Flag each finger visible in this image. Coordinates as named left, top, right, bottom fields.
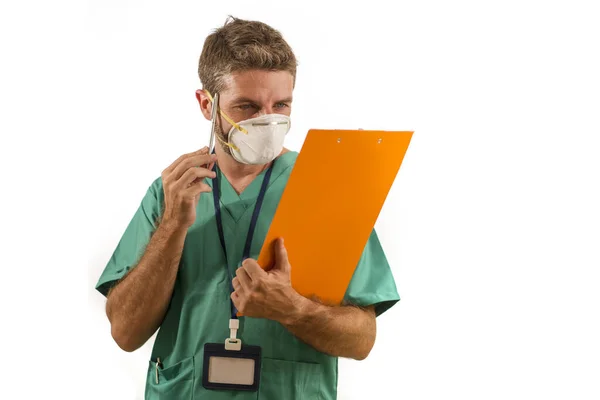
left=235, top=267, right=252, bottom=291
left=183, top=182, right=212, bottom=198
left=230, top=291, right=240, bottom=308
left=170, top=153, right=218, bottom=181
left=242, top=258, right=265, bottom=280
left=232, top=277, right=242, bottom=291
left=191, top=165, right=216, bottom=186
left=175, top=167, right=216, bottom=190
left=163, top=147, right=209, bottom=176
left=274, top=238, right=291, bottom=274
left=172, top=153, right=218, bottom=180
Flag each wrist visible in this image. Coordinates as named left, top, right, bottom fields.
left=159, top=218, right=189, bottom=237
left=278, top=289, right=314, bottom=327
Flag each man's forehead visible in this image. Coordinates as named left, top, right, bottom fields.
left=221, top=69, right=293, bottom=102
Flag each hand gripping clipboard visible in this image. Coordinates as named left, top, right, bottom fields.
left=257, top=129, right=413, bottom=306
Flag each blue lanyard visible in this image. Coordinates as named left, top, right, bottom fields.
left=211, top=160, right=276, bottom=319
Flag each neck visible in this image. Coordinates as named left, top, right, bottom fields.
left=214, top=145, right=272, bottom=181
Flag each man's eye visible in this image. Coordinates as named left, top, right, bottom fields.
left=275, top=103, right=289, bottom=109
left=237, top=104, right=256, bottom=111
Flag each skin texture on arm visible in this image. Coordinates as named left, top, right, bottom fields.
left=106, top=221, right=188, bottom=352
left=281, top=295, right=376, bottom=360
left=232, top=238, right=377, bottom=360
left=106, top=149, right=217, bottom=352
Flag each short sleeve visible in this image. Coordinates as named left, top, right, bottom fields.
left=343, top=229, right=400, bottom=317
left=94, top=178, right=163, bottom=297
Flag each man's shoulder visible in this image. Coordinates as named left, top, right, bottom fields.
left=149, top=176, right=164, bottom=191
left=140, top=176, right=163, bottom=200
left=136, top=176, right=164, bottom=207
left=277, top=150, right=299, bottom=172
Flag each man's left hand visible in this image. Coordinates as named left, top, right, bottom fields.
left=231, top=238, right=298, bottom=321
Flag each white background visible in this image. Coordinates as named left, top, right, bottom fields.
left=0, top=0, right=599, bottom=399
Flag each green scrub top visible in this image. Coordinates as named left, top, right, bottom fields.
left=95, top=151, right=400, bottom=400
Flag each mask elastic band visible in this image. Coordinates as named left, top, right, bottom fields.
left=215, top=132, right=240, bottom=152
left=204, top=90, right=249, bottom=135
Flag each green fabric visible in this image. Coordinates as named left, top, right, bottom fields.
left=343, top=229, right=400, bottom=316
left=95, top=151, right=400, bottom=399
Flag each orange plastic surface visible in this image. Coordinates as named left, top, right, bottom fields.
left=257, top=129, right=413, bottom=305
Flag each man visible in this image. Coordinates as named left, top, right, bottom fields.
left=95, top=16, right=400, bottom=399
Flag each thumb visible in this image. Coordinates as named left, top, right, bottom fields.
left=274, top=238, right=291, bottom=274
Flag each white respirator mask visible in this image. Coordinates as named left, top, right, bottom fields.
left=205, top=90, right=291, bottom=165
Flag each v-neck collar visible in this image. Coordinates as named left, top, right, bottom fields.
left=221, top=166, right=269, bottom=202
left=210, top=151, right=297, bottom=224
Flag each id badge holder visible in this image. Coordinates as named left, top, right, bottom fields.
left=202, top=319, right=262, bottom=391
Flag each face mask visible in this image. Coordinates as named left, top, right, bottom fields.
left=205, top=90, right=291, bottom=165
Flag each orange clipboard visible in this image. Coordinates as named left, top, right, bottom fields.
left=257, top=129, right=413, bottom=305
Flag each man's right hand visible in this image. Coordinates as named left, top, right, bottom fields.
left=160, top=147, right=218, bottom=229
left=107, top=148, right=216, bottom=351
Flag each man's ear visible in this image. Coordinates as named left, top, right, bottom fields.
left=195, top=89, right=213, bottom=121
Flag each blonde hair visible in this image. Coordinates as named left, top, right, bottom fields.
left=198, top=16, right=297, bottom=94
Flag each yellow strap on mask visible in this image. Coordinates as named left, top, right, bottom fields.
left=204, top=90, right=248, bottom=135
left=215, top=131, right=240, bottom=152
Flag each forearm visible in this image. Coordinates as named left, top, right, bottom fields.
left=279, top=291, right=376, bottom=360
left=106, top=221, right=187, bottom=352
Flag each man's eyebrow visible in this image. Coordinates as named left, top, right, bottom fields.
left=231, top=97, right=293, bottom=104
left=231, top=97, right=259, bottom=104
